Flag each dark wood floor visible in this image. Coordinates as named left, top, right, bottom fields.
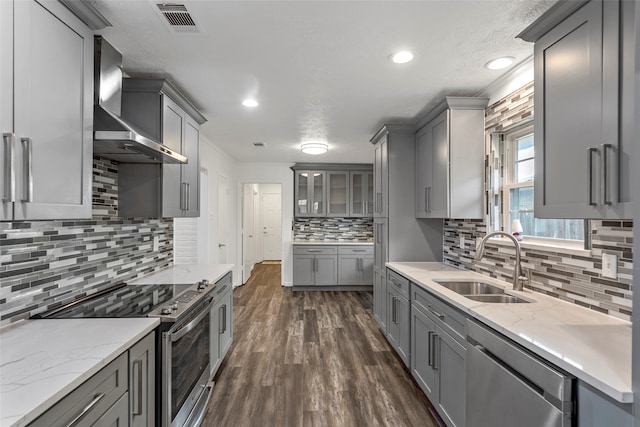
left=203, top=263, right=441, bottom=427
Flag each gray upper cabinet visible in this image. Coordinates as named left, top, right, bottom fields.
left=518, top=0, right=634, bottom=219
left=415, top=97, right=488, bottom=219
left=294, top=170, right=326, bottom=217
left=373, top=136, right=388, bottom=218
left=327, top=171, right=349, bottom=217
left=1, top=0, right=93, bottom=221
left=350, top=171, right=374, bottom=217
left=118, top=79, right=206, bottom=218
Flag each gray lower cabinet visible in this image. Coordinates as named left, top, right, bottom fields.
left=410, top=282, right=467, bottom=427
left=577, top=381, right=633, bottom=427
left=386, top=270, right=410, bottom=367
left=211, top=272, right=234, bottom=377
left=373, top=269, right=387, bottom=330
left=293, top=246, right=338, bottom=287
left=518, top=0, right=635, bottom=219
left=337, top=246, right=374, bottom=286
left=129, top=332, right=155, bottom=427
left=29, top=331, right=155, bottom=427
left=1, top=0, right=93, bottom=221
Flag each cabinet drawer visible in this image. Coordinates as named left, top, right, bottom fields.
left=293, top=245, right=337, bottom=255
left=338, top=245, right=374, bottom=255
left=30, top=352, right=128, bottom=427
left=411, top=284, right=467, bottom=343
left=387, top=269, right=410, bottom=299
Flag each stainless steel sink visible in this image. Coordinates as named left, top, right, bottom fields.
left=433, top=280, right=531, bottom=303
left=465, top=294, right=530, bottom=304
left=435, top=281, right=505, bottom=295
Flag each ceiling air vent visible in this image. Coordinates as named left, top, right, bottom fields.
left=155, top=3, right=202, bottom=34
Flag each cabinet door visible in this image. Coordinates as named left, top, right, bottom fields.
left=315, top=255, right=337, bottom=286
left=309, top=171, right=326, bottom=216
left=374, top=218, right=387, bottom=272
left=360, top=256, right=374, bottom=285
left=350, top=171, right=365, bottom=216
left=374, top=137, right=388, bottom=217
left=210, top=301, right=221, bottom=377
left=415, top=125, right=432, bottom=218
left=338, top=255, right=360, bottom=285
left=411, top=305, right=437, bottom=400
left=327, top=171, right=349, bottom=216
left=162, top=96, right=185, bottom=218
left=12, top=0, right=93, bottom=220
left=436, top=326, right=466, bottom=427
left=294, top=171, right=310, bottom=216
left=129, top=332, right=156, bottom=427
left=534, top=0, right=617, bottom=218
left=0, top=1, right=13, bottom=221
left=365, top=171, right=374, bottom=217
left=218, top=289, right=233, bottom=359
left=182, top=116, right=200, bottom=217
left=396, top=294, right=410, bottom=367
left=429, top=110, right=449, bottom=218
left=293, top=255, right=315, bottom=286
left=373, top=270, right=386, bottom=330
left=386, top=288, right=399, bottom=346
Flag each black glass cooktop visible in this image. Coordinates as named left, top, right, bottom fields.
left=35, top=283, right=190, bottom=318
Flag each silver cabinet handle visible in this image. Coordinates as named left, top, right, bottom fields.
left=20, top=137, right=32, bottom=202
left=219, top=305, right=225, bottom=334
left=432, top=333, right=439, bottom=370
left=185, top=182, right=190, bottom=211
left=427, top=331, right=434, bottom=367
left=424, top=187, right=429, bottom=213
left=66, top=393, right=106, bottom=427
left=222, top=304, right=227, bottom=334
left=307, top=249, right=322, bottom=253
left=588, top=148, right=597, bottom=206
left=426, top=187, right=432, bottom=213
left=132, top=359, right=143, bottom=415
left=426, top=305, right=445, bottom=320
left=352, top=249, right=367, bottom=253
left=218, top=243, right=226, bottom=248
left=602, top=144, right=613, bottom=205
left=2, top=133, right=15, bottom=202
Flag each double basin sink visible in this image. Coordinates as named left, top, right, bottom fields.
left=434, top=280, right=530, bottom=304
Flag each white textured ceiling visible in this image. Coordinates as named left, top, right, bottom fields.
left=94, top=0, right=556, bottom=164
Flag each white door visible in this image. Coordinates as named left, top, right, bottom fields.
left=217, top=174, right=229, bottom=263
left=262, top=192, right=282, bottom=260
left=242, top=185, right=256, bottom=283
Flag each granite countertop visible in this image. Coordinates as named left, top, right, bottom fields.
left=386, top=262, right=632, bottom=403
left=0, top=318, right=160, bottom=427
left=128, top=263, right=234, bottom=285
left=293, top=241, right=373, bottom=246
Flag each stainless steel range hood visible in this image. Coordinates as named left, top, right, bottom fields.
left=93, top=36, right=187, bottom=164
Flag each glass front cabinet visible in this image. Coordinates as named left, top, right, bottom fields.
left=295, top=170, right=327, bottom=217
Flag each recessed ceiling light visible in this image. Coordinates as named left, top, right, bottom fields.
left=485, top=56, right=515, bottom=70
left=242, top=99, right=259, bottom=107
left=300, top=142, right=328, bottom=155
left=389, top=51, right=414, bottom=64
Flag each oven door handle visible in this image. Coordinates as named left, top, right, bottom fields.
left=169, top=297, right=214, bottom=342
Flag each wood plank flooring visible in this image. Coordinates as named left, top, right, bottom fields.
left=203, top=263, right=441, bottom=427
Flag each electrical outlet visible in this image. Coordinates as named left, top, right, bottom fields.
left=602, top=252, right=617, bottom=279
left=153, top=236, right=160, bottom=252
left=460, top=236, right=465, bottom=248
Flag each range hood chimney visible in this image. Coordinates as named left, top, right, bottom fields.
left=93, top=36, right=187, bottom=164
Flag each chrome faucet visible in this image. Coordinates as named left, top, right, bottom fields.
left=475, top=231, right=526, bottom=291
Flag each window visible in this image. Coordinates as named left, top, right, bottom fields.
left=488, top=124, right=586, bottom=247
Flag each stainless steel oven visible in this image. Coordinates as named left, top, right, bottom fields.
left=162, top=293, right=215, bottom=427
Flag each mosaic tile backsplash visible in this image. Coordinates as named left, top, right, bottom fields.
left=443, top=82, right=633, bottom=321
left=293, top=218, right=373, bottom=241
left=0, top=158, right=173, bottom=326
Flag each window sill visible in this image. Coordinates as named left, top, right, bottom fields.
left=486, top=236, right=591, bottom=257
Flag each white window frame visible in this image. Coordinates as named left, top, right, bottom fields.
left=501, top=125, right=588, bottom=251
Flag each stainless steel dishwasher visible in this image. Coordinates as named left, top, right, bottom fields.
left=466, top=320, right=575, bottom=427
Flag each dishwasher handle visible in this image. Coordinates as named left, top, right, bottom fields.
left=466, top=320, right=573, bottom=405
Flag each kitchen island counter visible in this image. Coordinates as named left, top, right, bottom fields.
left=386, top=262, right=632, bottom=404
left=0, top=317, right=159, bottom=427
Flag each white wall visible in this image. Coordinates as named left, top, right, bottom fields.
left=480, top=56, right=534, bottom=105
left=237, top=163, right=294, bottom=286
left=199, top=136, right=241, bottom=286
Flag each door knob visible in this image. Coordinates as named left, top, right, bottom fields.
left=219, top=243, right=226, bottom=248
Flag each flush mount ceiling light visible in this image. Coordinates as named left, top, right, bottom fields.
left=389, top=51, right=414, bottom=64
left=485, top=56, right=515, bottom=70
left=242, top=99, right=259, bottom=107
left=300, top=142, right=328, bottom=155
